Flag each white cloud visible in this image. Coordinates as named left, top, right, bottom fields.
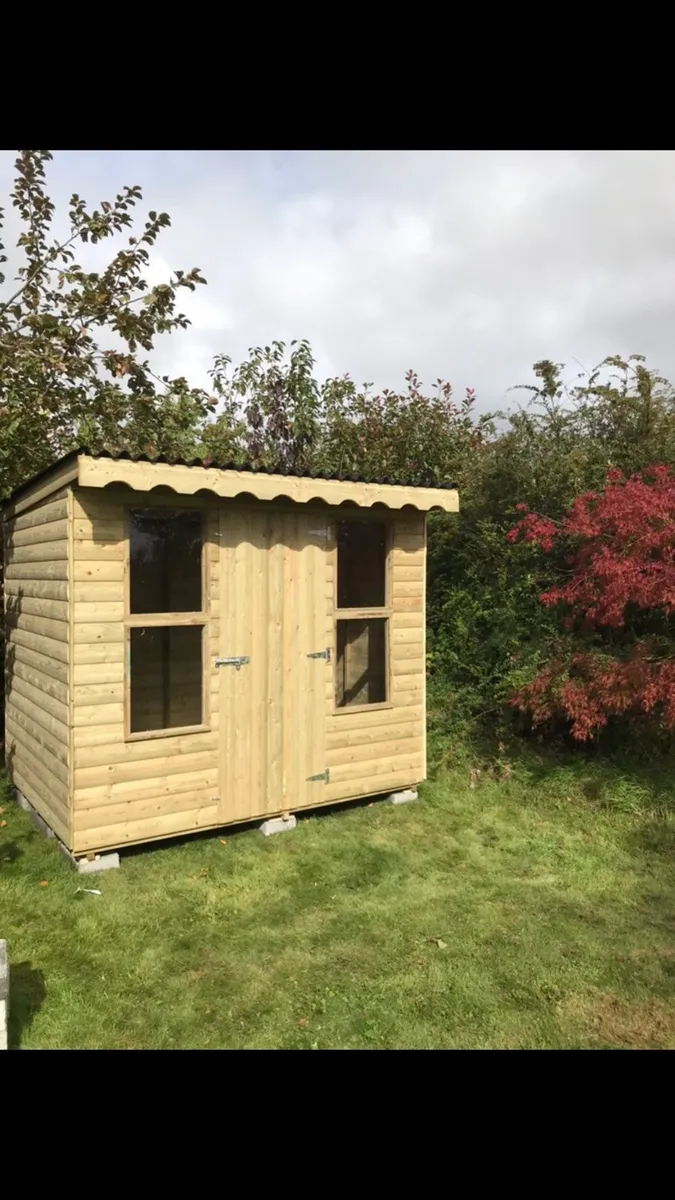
left=3, top=149, right=675, bottom=411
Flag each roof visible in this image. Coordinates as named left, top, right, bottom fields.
left=4, top=447, right=460, bottom=515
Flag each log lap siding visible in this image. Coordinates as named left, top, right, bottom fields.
left=3, top=460, right=439, bottom=856
left=3, top=488, right=71, bottom=845
left=70, top=489, right=220, bottom=854
left=323, top=513, right=426, bottom=802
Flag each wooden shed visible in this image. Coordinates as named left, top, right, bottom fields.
left=2, top=449, right=458, bottom=861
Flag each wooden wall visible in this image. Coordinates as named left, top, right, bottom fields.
left=324, top=512, right=426, bottom=804
left=3, top=488, right=72, bottom=845
left=4, top=483, right=427, bottom=856
left=70, top=488, right=220, bottom=855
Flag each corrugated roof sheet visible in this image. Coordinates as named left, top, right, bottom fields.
left=4, top=446, right=459, bottom=511
left=82, top=447, right=458, bottom=490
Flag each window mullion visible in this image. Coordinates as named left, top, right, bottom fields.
left=126, top=612, right=207, bottom=628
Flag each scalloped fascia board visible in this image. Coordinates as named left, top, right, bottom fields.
left=75, top=454, right=459, bottom=513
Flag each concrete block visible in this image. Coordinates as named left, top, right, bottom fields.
left=15, top=786, right=120, bottom=873
left=56, top=841, right=77, bottom=869
left=386, top=787, right=418, bottom=805
left=0, top=940, right=8, bottom=1051
left=56, top=841, right=120, bottom=873
left=259, top=815, right=297, bottom=837
left=76, top=853, right=120, bottom=875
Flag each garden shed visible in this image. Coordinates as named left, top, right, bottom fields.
left=2, top=450, right=459, bottom=861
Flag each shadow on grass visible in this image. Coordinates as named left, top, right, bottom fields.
left=630, top=820, right=675, bottom=857
left=7, top=961, right=46, bottom=1050
left=465, top=726, right=675, bottom=820
left=427, top=679, right=675, bottom=818
left=118, top=791, right=391, bottom=864
left=0, top=840, right=22, bottom=864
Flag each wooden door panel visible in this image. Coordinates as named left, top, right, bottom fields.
left=219, top=509, right=327, bottom=824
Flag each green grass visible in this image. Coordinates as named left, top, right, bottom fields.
left=1, top=738, right=675, bottom=1049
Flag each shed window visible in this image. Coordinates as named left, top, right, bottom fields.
left=125, top=506, right=208, bottom=739
left=336, top=618, right=387, bottom=707
left=334, top=518, right=391, bottom=709
left=337, top=520, right=387, bottom=608
left=129, top=626, right=203, bottom=734
left=129, top=509, right=203, bottom=613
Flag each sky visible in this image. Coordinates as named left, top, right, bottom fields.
left=2, top=149, right=675, bottom=413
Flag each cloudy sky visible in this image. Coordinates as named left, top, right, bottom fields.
left=2, top=149, right=675, bottom=412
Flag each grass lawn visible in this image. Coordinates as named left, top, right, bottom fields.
left=1, top=735, right=675, bottom=1049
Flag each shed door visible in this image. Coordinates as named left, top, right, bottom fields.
left=218, top=507, right=328, bottom=825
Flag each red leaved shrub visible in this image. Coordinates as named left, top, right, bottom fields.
left=507, top=465, right=675, bottom=740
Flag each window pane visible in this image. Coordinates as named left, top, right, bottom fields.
left=130, top=625, right=203, bottom=734
left=336, top=618, right=387, bottom=708
left=337, top=520, right=387, bottom=609
left=129, top=509, right=203, bottom=614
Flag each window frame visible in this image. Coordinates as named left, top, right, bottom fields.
left=332, top=515, right=394, bottom=714
left=123, top=504, right=210, bottom=742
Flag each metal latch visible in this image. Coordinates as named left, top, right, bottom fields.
left=214, top=656, right=250, bottom=670
left=307, top=648, right=331, bottom=662
left=307, top=769, right=330, bottom=783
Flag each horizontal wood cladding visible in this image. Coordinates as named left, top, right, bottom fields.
left=326, top=736, right=423, bottom=769
left=8, top=640, right=68, bottom=685
left=328, top=751, right=424, bottom=786
left=9, top=671, right=69, bottom=725
left=6, top=715, right=69, bottom=784
left=324, top=768, right=421, bottom=804
left=2, top=480, right=433, bottom=854
left=8, top=597, right=68, bottom=623
left=71, top=488, right=220, bottom=850
left=10, top=519, right=68, bottom=546
left=8, top=612, right=68, bottom=642
left=4, top=578, right=68, bottom=602
left=323, top=512, right=427, bottom=802
left=3, top=490, right=71, bottom=844
left=12, top=653, right=68, bottom=703
left=75, top=787, right=219, bottom=833
left=4, top=466, right=77, bottom=519
left=72, top=804, right=220, bottom=854
left=9, top=496, right=72, bottom=530
left=73, top=729, right=219, bottom=770
left=5, top=561, right=69, bottom=581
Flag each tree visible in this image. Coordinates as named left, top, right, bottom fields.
left=507, top=465, right=675, bottom=740
left=0, top=150, right=211, bottom=498
left=424, top=353, right=675, bottom=741
left=200, top=339, right=321, bottom=471
left=317, top=370, right=486, bottom=488
left=201, top=341, right=488, bottom=486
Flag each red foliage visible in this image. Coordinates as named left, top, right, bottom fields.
left=507, top=466, right=675, bottom=739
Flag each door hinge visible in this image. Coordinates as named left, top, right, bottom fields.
left=214, top=656, right=250, bottom=670
left=307, top=647, right=331, bottom=662
left=306, top=768, right=330, bottom=783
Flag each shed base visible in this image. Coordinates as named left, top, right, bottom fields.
left=259, top=815, right=297, bottom=837
left=57, top=842, right=121, bottom=874
left=14, top=788, right=120, bottom=874
left=14, top=789, right=56, bottom=839
left=386, top=787, right=418, bottom=805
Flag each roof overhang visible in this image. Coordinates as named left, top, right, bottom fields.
left=4, top=451, right=460, bottom=518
